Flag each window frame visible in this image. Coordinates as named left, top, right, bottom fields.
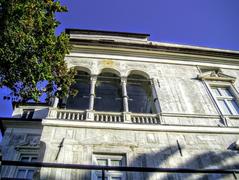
left=94, top=73, right=123, bottom=112
left=92, top=154, right=126, bottom=180
left=208, top=81, right=239, bottom=116
left=127, top=75, right=156, bottom=114
left=14, top=153, right=38, bottom=180
left=66, top=72, right=91, bottom=110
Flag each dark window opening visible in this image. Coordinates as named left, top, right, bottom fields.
left=66, top=71, right=90, bottom=110
left=22, top=109, right=34, bottom=119
left=127, top=74, right=155, bottom=113
left=94, top=73, right=122, bottom=112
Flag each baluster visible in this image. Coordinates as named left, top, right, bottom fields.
left=63, top=112, right=66, bottom=119
left=149, top=117, right=153, bottom=124
left=80, top=114, right=84, bottom=120
left=113, top=115, right=116, bottom=122
left=141, top=117, right=145, bottom=124
left=153, top=117, right=156, bottom=124
left=136, top=117, right=140, bottom=123
left=119, top=116, right=123, bottom=122
left=67, top=112, right=71, bottom=120
left=109, top=115, right=112, bottom=122
left=95, top=114, right=99, bottom=121
left=76, top=113, right=79, bottom=120
left=156, top=117, right=160, bottom=124
left=105, top=115, right=108, bottom=122
left=100, top=115, right=103, bottom=122
left=145, top=117, right=148, bottom=124
left=136, top=117, right=139, bottom=123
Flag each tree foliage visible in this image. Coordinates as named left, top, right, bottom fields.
left=0, top=0, right=76, bottom=102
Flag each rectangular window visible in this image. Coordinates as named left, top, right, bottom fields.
left=15, top=154, right=38, bottom=179
left=22, top=109, right=34, bottom=119
left=92, top=154, right=126, bottom=180
left=211, top=86, right=239, bottom=115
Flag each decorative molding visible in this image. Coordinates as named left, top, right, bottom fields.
left=42, top=119, right=239, bottom=134
left=197, top=71, right=236, bottom=83
left=68, top=45, right=239, bottom=68
left=14, top=134, right=40, bottom=151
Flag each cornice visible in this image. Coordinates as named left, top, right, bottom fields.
left=68, top=43, right=239, bottom=68
left=69, top=39, right=239, bottom=62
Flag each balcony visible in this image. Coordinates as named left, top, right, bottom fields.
left=47, top=108, right=161, bottom=124
left=9, top=104, right=239, bottom=128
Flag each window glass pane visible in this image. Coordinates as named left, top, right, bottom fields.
left=112, top=177, right=121, bottom=180
left=31, top=157, right=38, bottom=162
left=218, top=100, right=231, bottom=115
left=26, top=170, right=34, bottom=179
left=219, top=88, right=233, bottom=97
left=227, top=100, right=239, bottom=115
left=94, top=154, right=125, bottom=180
left=97, top=176, right=107, bottom=180
left=97, top=159, right=108, bottom=166
left=66, top=72, right=90, bottom=110
left=94, top=73, right=122, bottom=112
left=211, top=88, right=220, bottom=96
left=21, top=157, right=30, bottom=162
left=127, top=75, right=154, bottom=113
left=16, top=169, right=26, bottom=178
left=111, top=160, right=121, bottom=166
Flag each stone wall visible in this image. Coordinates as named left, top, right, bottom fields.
left=39, top=126, right=239, bottom=179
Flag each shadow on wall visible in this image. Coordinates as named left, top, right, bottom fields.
left=127, top=146, right=239, bottom=180
left=41, top=145, right=239, bottom=180
left=33, top=141, right=46, bottom=179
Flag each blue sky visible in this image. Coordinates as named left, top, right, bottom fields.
left=56, top=0, right=239, bottom=50
left=1, top=0, right=239, bottom=138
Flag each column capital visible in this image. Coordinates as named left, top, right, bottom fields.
left=90, top=74, right=97, bottom=81
left=121, top=76, right=127, bottom=83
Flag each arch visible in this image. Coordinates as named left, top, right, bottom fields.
left=99, top=68, right=121, bottom=77
left=66, top=69, right=91, bottom=110
left=71, top=66, right=91, bottom=75
left=127, top=72, right=156, bottom=113
left=94, top=70, right=122, bottom=112
left=126, top=70, right=150, bottom=79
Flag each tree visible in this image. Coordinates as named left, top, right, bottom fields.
left=0, top=0, right=76, bottom=103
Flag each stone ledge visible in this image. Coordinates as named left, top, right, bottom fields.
left=42, top=119, right=239, bottom=134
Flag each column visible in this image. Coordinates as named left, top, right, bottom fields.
left=121, top=77, right=129, bottom=112
left=89, top=75, right=97, bottom=110
left=121, top=77, right=131, bottom=122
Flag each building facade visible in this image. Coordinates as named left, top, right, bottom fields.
left=1, top=29, right=239, bottom=179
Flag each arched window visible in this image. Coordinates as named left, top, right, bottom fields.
left=94, top=72, right=122, bottom=112
left=66, top=71, right=90, bottom=110
left=127, top=74, right=155, bottom=113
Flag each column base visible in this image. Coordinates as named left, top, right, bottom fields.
left=123, top=112, right=131, bottom=123
left=86, top=110, right=95, bottom=121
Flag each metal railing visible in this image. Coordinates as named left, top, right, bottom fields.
left=1, top=160, right=238, bottom=180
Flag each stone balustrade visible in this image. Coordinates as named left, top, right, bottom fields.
left=131, top=113, right=160, bottom=124
left=94, top=111, right=123, bottom=123
left=14, top=106, right=239, bottom=127
left=56, top=109, right=85, bottom=121
left=48, top=108, right=160, bottom=124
